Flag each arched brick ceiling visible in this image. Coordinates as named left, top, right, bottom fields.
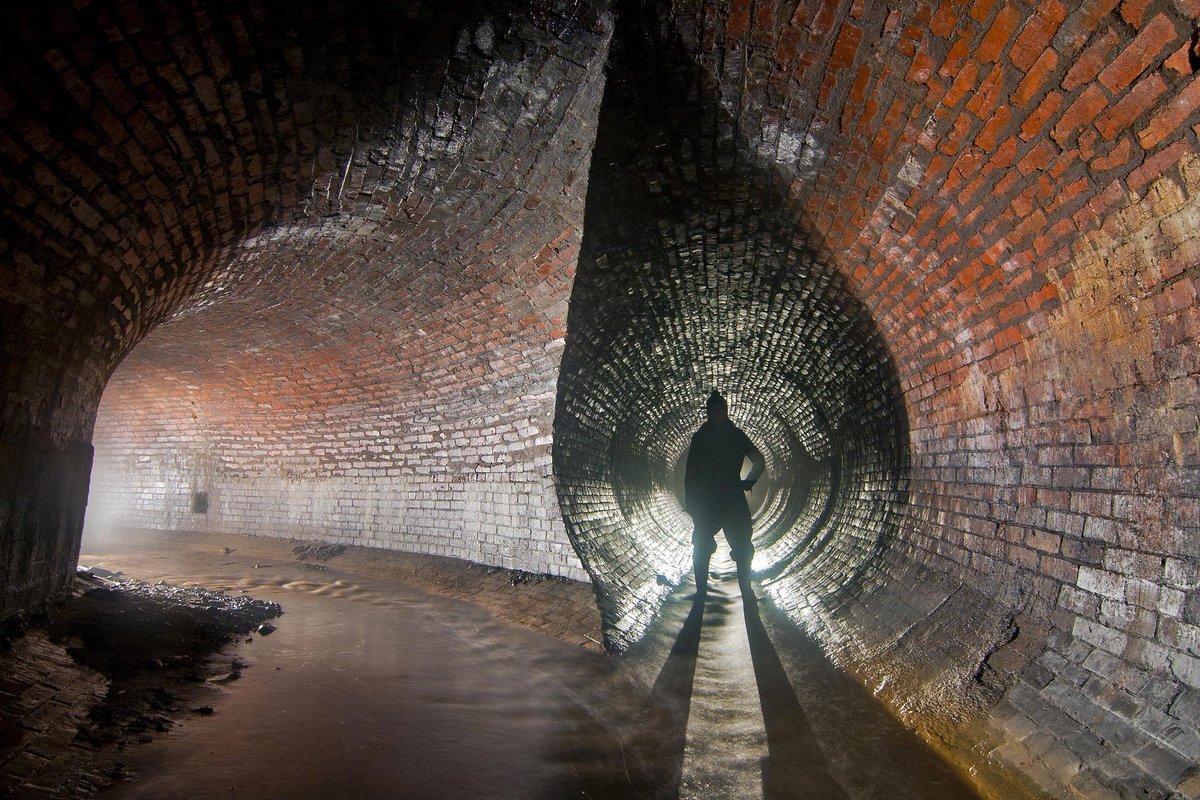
left=1, top=0, right=613, bottom=610
left=2, top=0, right=609, bottom=444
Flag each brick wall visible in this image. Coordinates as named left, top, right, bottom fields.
left=88, top=348, right=588, bottom=578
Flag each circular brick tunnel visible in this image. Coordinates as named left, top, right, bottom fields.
left=554, top=6, right=910, bottom=648
left=2, top=1, right=1200, bottom=797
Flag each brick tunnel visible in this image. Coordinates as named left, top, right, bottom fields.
left=2, top=0, right=1199, bottom=797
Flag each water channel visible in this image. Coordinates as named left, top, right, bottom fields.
left=80, top=531, right=982, bottom=799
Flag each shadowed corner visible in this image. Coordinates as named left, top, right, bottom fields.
left=742, top=595, right=849, bottom=800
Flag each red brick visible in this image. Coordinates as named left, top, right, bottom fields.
left=1090, top=136, right=1138, bottom=172
left=993, top=324, right=1023, bottom=351
left=970, top=0, right=999, bottom=23
left=1018, top=139, right=1058, bottom=174
left=1058, top=176, right=1090, bottom=206
left=977, top=104, right=1013, bottom=151
left=1098, top=14, right=1181, bottom=94
left=725, top=3, right=751, bottom=40
left=1012, top=183, right=1040, bottom=216
left=829, top=21, right=863, bottom=71
left=1010, top=1, right=1068, bottom=71
left=1137, top=74, right=1200, bottom=150
left=1096, top=72, right=1168, bottom=140
left=809, top=1, right=839, bottom=36
left=978, top=3, right=1022, bottom=63
left=1022, top=91, right=1063, bottom=140
left=1078, top=128, right=1100, bottom=160
left=1063, top=29, right=1119, bottom=92
left=1014, top=49, right=1060, bottom=109
left=930, top=3, right=958, bottom=37
left=1165, top=42, right=1192, bottom=76
left=1052, top=84, right=1108, bottom=144
left=1126, top=137, right=1191, bottom=190
left=940, top=36, right=972, bottom=78
left=1056, top=0, right=1121, bottom=50
left=967, top=65, right=1005, bottom=119
left=944, top=60, right=980, bottom=108
left=907, top=46, right=935, bottom=85
left=940, top=112, right=976, bottom=154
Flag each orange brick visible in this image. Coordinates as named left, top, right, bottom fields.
left=1090, top=136, right=1137, bottom=172
left=1010, top=1, right=1068, bottom=71
left=1098, top=14, right=1180, bottom=93
left=1137, top=74, right=1200, bottom=150
left=978, top=3, right=1021, bottom=63
left=1119, top=0, right=1151, bottom=26
left=1052, top=84, right=1108, bottom=144
left=1096, top=72, right=1168, bottom=139
left=944, top=60, right=980, bottom=108
left=977, top=105, right=1013, bottom=151
left=829, top=21, right=863, bottom=70
left=1022, top=91, right=1063, bottom=140
left=1014, top=49, right=1059, bottom=109
left=1063, top=29, right=1119, bottom=92
left=1127, top=137, right=1191, bottom=190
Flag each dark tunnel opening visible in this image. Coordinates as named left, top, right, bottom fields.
left=553, top=1, right=909, bottom=651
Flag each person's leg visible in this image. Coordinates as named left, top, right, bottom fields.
left=691, top=522, right=718, bottom=595
left=724, top=511, right=755, bottom=597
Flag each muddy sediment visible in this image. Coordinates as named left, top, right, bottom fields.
left=0, top=573, right=281, bottom=799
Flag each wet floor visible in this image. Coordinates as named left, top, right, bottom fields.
left=79, top=533, right=982, bottom=800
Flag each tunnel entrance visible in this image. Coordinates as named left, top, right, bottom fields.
left=553, top=2, right=909, bottom=651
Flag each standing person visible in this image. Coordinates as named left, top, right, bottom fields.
left=683, top=391, right=766, bottom=597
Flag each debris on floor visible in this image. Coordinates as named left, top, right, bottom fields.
left=0, top=572, right=282, bottom=799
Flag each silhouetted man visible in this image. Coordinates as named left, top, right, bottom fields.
left=683, top=391, right=765, bottom=597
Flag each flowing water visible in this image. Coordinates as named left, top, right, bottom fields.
left=79, top=533, right=982, bottom=800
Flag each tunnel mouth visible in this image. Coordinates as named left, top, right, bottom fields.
left=552, top=3, right=910, bottom=651
left=553, top=236, right=910, bottom=651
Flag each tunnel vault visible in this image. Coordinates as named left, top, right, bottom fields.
left=553, top=2, right=909, bottom=651
left=4, top=1, right=1200, bottom=798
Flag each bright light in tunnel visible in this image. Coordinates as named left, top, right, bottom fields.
left=549, top=247, right=902, bottom=652
left=551, top=7, right=909, bottom=652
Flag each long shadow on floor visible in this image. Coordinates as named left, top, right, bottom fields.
left=639, top=595, right=706, bottom=798
left=742, top=595, right=849, bottom=799
left=554, top=581, right=984, bottom=799
left=749, top=597, right=985, bottom=800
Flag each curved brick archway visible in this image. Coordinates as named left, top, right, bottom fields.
left=2, top=1, right=1200, bottom=797
left=83, top=1, right=613, bottom=581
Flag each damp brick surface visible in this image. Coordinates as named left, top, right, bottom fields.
left=2, top=1, right=1200, bottom=798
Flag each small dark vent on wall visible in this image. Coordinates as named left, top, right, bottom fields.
left=191, top=492, right=209, bottom=514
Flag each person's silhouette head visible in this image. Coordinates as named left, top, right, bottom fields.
left=706, top=390, right=728, bottom=420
